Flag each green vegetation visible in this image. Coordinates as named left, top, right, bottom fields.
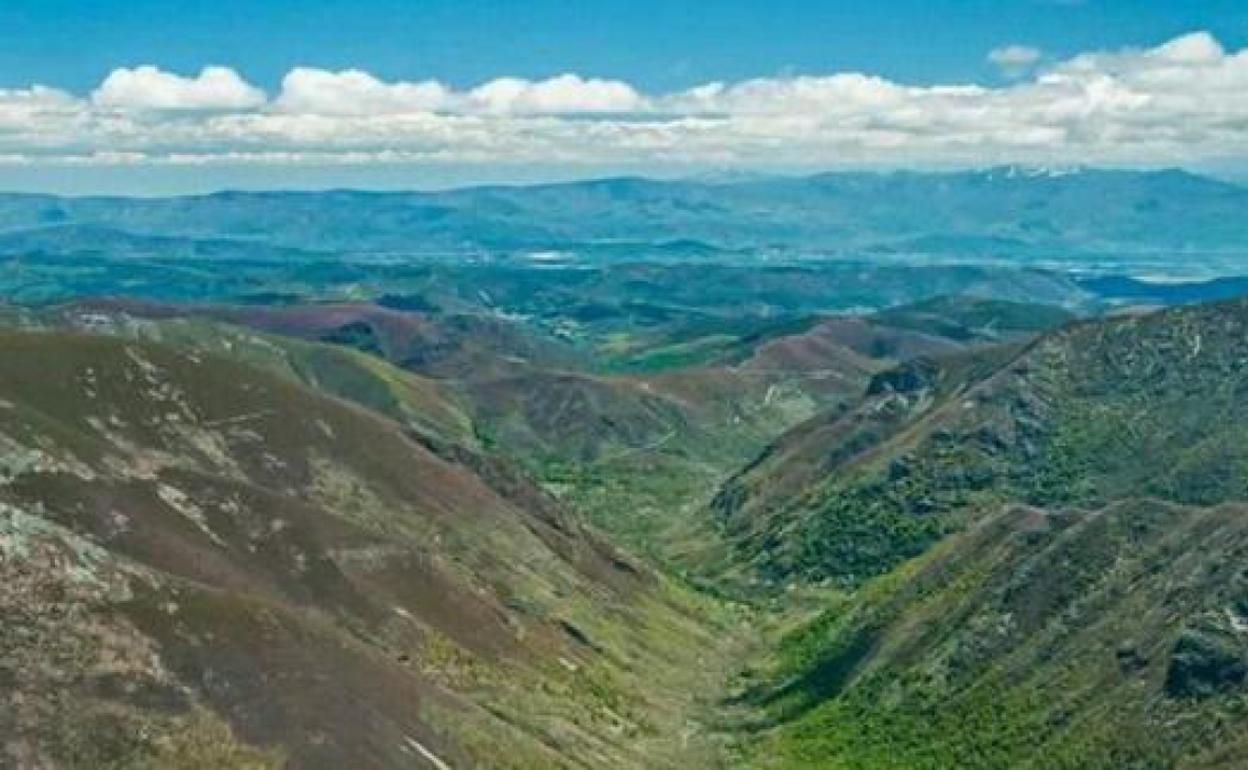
left=6, top=190, right=1248, bottom=770
left=725, top=299, right=1248, bottom=768
left=747, top=500, right=1248, bottom=769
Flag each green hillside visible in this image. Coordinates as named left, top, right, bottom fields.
left=720, top=298, right=1248, bottom=767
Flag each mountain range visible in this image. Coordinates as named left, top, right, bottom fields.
left=1, top=168, right=1247, bottom=268
left=5, top=171, right=1248, bottom=768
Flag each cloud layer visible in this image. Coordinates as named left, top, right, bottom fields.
left=3, top=32, right=1248, bottom=169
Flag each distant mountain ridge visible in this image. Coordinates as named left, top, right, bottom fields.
left=1, top=168, right=1246, bottom=264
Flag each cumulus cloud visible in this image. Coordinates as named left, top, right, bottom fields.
left=467, top=74, right=644, bottom=114
left=274, top=68, right=451, bottom=115
left=92, top=65, right=266, bottom=111
left=8, top=32, right=1248, bottom=169
left=272, top=70, right=642, bottom=116
left=989, top=44, right=1043, bottom=75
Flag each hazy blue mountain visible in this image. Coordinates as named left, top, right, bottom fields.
left=1, top=168, right=1246, bottom=265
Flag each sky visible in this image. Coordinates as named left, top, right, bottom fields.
left=2, top=0, right=1248, bottom=193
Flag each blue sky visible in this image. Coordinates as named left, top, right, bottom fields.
left=2, top=1, right=1248, bottom=193
left=4, top=0, right=1246, bottom=92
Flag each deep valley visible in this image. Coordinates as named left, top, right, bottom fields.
left=5, top=170, right=1248, bottom=769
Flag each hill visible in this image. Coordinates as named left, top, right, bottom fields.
left=716, top=298, right=1248, bottom=584
left=0, top=329, right=746, bottom=769
left=716, top=297, right=1248, bottom=767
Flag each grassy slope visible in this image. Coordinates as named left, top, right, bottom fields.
left=727, top=298, right=1248, bottom=767
left=0, top=329, right=752, bottom=769
left=66, top=311, right=479, bottom=447
left=755, top=499, right=1248, bottom=769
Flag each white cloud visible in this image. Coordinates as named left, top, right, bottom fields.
left=275, top=68, right=451, bottom=115
left=8, top=32, right=1248, bottom=169
left=271, top=70, right=642, bottom=117
left=468, top=74, right=644, bottom=114
left=0, top=86, right=81, bottom=130
left=664, top=73, right=911, bottom=116
left=989, top=45, right=1043, bottom=75
left=92, top=65, right=266, bottom=111
left=1153, top=31, right=1224, bottom=64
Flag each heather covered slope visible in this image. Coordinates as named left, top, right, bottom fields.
left=720, top=298, right=1248, bottom=767
left=59, top=308, right=481, bottom=450
left=51, top=296, right=1068, bottom=573
left=0, top=330, right=744, bottom=769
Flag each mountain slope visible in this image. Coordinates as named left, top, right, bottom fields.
left=716, top=298, right=1248, bottom=584
left=0, top=329, right=741, bottom=769
left=720, top=297, right=1248, bottom=767
left=754, top=498, right=1248, bottom=769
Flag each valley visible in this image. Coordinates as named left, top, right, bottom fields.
left=5, top=171, right=1248, bottom=768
